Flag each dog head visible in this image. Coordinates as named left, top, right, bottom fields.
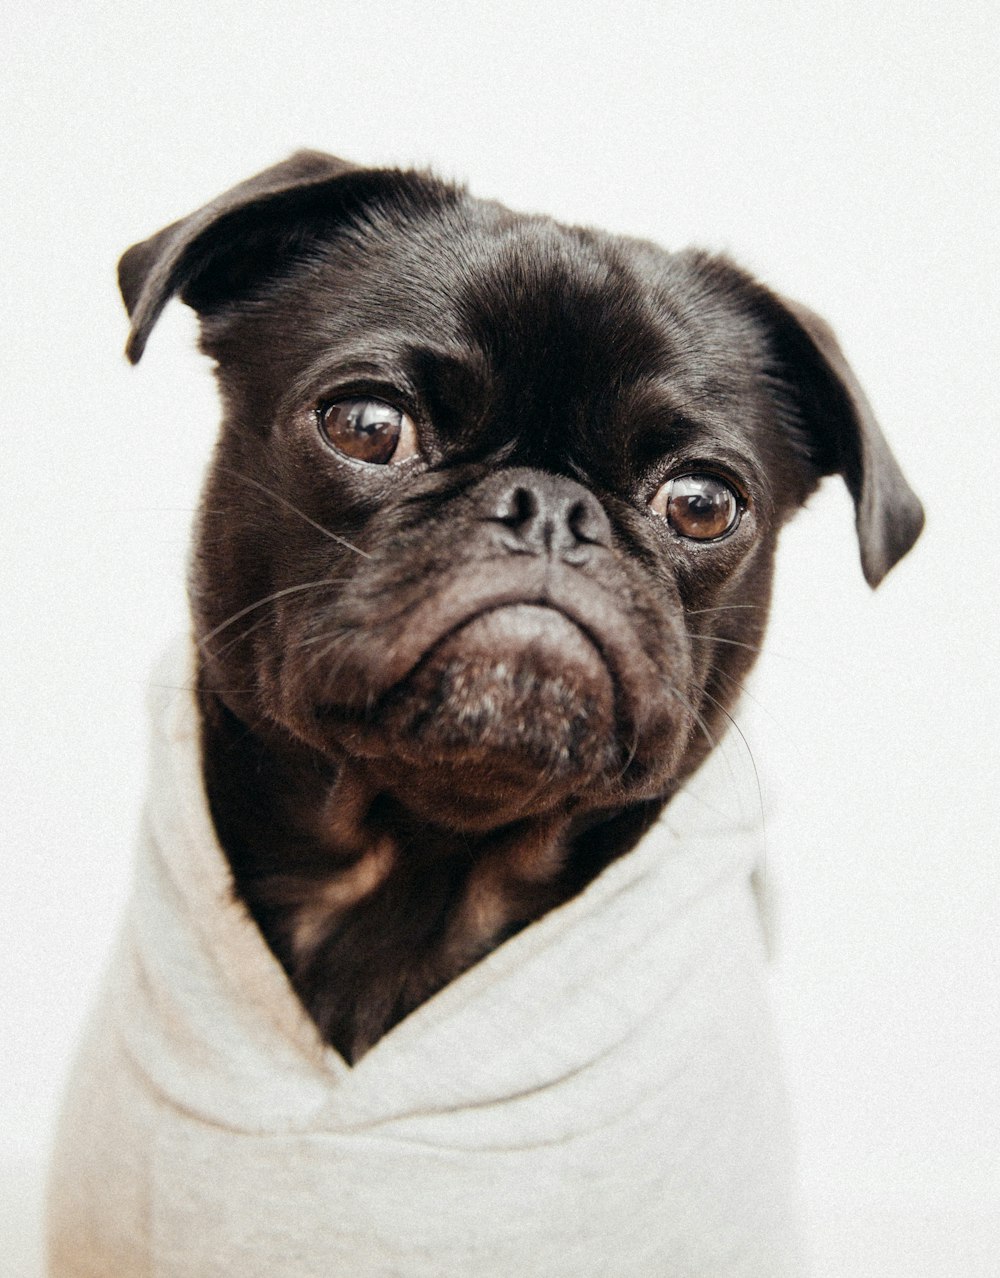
left=120, top=151, right=923, bottom=835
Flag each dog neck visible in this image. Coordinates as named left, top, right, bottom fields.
left=197, top=678, right=665, bottom=1064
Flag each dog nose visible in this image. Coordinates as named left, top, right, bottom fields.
left=487, top=470, right=612, bottom=562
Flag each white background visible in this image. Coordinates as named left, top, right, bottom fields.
left=3, top=3, right=998, bottom=1273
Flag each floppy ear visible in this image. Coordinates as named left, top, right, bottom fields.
left=765, top=293, right=924, bottom=587
left=118, top=150, right=361, bottom=364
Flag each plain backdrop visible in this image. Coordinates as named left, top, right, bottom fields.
left=3, top=3, right=998, bottom=1274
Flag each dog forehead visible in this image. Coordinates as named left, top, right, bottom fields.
left=205, top=192, right=776, bottom=473
left=455, top=223, right=668, bottom=384
left=301, top=197, right=741, bottom=363
left=443, top=213, right=775, bottom=457
left=322, top=203, right=763, bottom=414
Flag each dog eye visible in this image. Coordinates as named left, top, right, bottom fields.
left=649, top=473, right=741, bottom=540
left=318, top=398, right=419, bottom=465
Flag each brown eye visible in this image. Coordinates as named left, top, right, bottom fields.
left=318, top=398, right=419, bottom=465
left=650, top=473, right=742, bottom=540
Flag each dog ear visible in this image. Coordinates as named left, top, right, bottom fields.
left=118, top=150, right=362, bottom=364
left=764, top=292, right=924, bottom=587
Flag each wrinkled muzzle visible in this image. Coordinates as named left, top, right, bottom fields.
left=278, top=469, right=694, bottom=828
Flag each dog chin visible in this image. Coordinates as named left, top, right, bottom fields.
left=313, top=604, right=629, bottom=828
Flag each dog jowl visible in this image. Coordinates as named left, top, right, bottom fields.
left=120, top=151, right=923, bottom=1062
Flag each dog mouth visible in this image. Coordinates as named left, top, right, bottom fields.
left=323, top=564, right=665, bottom=714
left=299, top=561, right=685, bottom=823
left=310, top=599, right=620, bottom=824
left=377, top=601, right=616, bottom=753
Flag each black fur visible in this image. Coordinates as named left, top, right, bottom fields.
left=120, top=152, right=923, bottom=1061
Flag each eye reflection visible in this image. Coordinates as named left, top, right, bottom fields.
left=650, top=473, right=741, bottom=540
left=318, top=398, right=418, bottom=465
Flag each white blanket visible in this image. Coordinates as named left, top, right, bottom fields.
left=46, top=644, right=802, bottom=1276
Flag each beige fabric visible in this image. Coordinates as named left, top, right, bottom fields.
left=46, top=643, right=802, bottom=1276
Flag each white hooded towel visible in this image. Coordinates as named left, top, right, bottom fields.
left=46, top=645, right=802, bottom=1276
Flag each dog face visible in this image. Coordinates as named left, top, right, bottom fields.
left=120, top=152, right=922, bottom=840
left=121, top=155, right=924, bottom=1058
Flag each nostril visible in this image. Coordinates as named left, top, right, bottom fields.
left=485, top=472, right=612, bottom=559
left=494, top=485, right=537, bottom=530
left=567, top=499, right=605, bottom=546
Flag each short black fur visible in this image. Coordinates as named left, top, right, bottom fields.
left=120, top=152, right=923, bottom=1062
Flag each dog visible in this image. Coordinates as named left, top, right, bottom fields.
left=46, top=151, right=922, bottom=1277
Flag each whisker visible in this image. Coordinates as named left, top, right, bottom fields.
left=293, top=625, right=364, bottom=694
left=663, top=682, right=719, bottom=755
left=199, top=578, right=348, bottom=648
left=709, top=665, right=784, bottom=731
left=216, top=466, right=372, bottom=559
left=687, top=630, right=807, bottom=671
left=685, top=631, right=766, bottom=657
left=211, top=613, right=273, bottom=660
left=302, top=625, right=353, bottom=669
left=296, top=627, right=355, bottom=653
left=611, top=720, right=642, bottom=785
left=697, top=685, right=768, bottom=893
left=686, top=604, right=769, bottom=617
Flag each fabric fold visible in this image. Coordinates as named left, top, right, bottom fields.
left=46, top=640, right=802, bottom=1277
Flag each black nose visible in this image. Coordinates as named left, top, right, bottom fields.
left=485, top=470, right=612, bottom=563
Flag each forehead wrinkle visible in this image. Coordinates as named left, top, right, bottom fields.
left=451, top=225, right=675, bottom=456
left=620, top=366, right=776, bottom=500
left=268, top=204, right=482, bottom=361
left=460, top=227, right=660, bottom=354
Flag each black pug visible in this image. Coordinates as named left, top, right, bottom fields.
left=119, top=150, right=923, bottom=1065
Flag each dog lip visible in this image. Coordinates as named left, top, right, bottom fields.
left=317, top=559, right=668, bottom=734
left=395, top=600, right=607, bottom=690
